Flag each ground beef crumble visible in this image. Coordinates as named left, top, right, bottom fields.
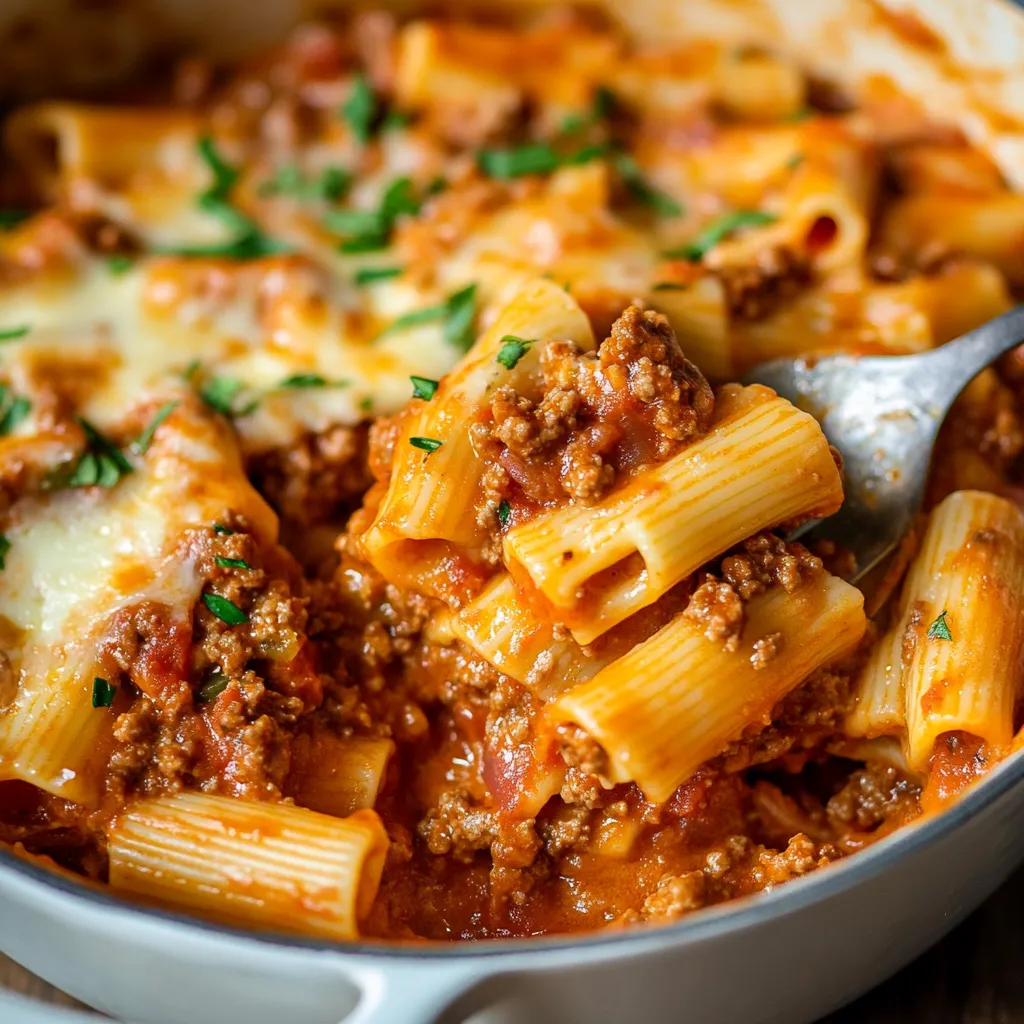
left=485, top=305, right=713, bottom=506
left=684, top=533, right=823, bottom=651
left=710, top=246, right=812, bottom=321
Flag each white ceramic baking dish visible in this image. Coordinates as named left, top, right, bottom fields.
left=3, top=1, right=1024, bottom=1021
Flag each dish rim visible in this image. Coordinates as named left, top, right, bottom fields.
left=2, top=749, right=1023, bottom=965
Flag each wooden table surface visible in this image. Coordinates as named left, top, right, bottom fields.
left=3, top=863, right=1024, bottom=1022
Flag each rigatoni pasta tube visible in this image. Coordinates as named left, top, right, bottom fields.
left=504, top=384, right=843, bottom=644
left=452, top=574, right=600, bottom=698
left=550, top=571, right=866, bottom=803
left=846, top=621, right=907, bottom=739
left=901, top=490, right=1024, bottom=770
left=706, top=124, right=878, bottom=273
left=108, top=794, right=388, bottom=941
left=0, top=662, right=116, bottom=807
left=362, top=278, right=594, bottom=594
left=879, top=194, right=1024, bottom=286
left=288, top=734, right=395, bottom=818
left=4, top=103, right=200, bottom=202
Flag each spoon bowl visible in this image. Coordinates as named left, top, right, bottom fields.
left=745, top=305, right=1024, bottom=581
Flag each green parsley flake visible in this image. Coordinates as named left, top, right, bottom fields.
left=786, top=153, right=806, bottom=170
left=378, top=284, right=479, bottom=348
left=213, top=523, right=234, bottom=535
left=665, top=210, right=778, bottom=262
left=926, top=609, right=953, bottom=642
left=280, top=373, right=328, bottom=388
left=496, top=336, right=534, bottom=370
left=355, top=266, right=403, bottom=286
left=341, top=74, right=377, bottom=146
left=327, top=177, right=422, bottom=253
left=200, top=377, right=258, bottom=418
left=443, top=284, right=478, bottom=351
left=409, top=436, right=443, bottom=453
left=0, top=326, right=30, bottom=342
left=382, top=110, right=413, bottom=131
left=215, top=556, right=251, bottom=570
left=107, top=254, right=134, bottom=275
left=0, top=210, right=28, bottom=230
left=197, top=136, right=239, bottom=201
left=158, top=137, right=291, bottom=261
left=561, top=85, right=616, bottom=134
left=58, top=418, right=133, bottom=490
left=133, top=401, right=179, bottom=455
left=613, top=154, right=683, bottom=218
left=411, top=375, right=439, bottom=401
left=92, top=677, right=116, bottom=709
left=0, top=387, right=31, bottom=436
left=359, top=396, right=374, bottom=412
left=260, top=164, right=351, bottom=202
left=203, top=592, right=249, bottom=626
left=196, top=673, right=230, bottom=703
left=0, top=535, right=10, bottom=570
left=497, top=500, right=511, bottom=527
left=651, top=282, right=689, bottom=292
left=477, top=142, right=606, bottom=180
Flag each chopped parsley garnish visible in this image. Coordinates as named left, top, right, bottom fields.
left=341, top=74, right=378, bottom=146
left=133, top=401, right=179, bottom=455
left=497, top=499, right=511, bottom=527
left=197, top=135, right=239, bottom=201
left=280, top=373, right=328, bottom=388
left=213, top=523, right=234, bottom=535
left=196, top=673, right=229, bottom=703
left=613, top=154, right=683, bottom=217
left=380, top=284, right=477, bottom=349
left=665, top=210, right=778, bottom=261
left=382, top=303, right=447, bottom=334
left=203, top=592, right=249, bottom=625
left=443, top=284, right=478, bottom=351
left=107, top=254, right=134, bottom=275
left=786, top=153, right=806, bottom=170
left=359, top=396, right=374, bottom=412
left=355, top=265, right=403, bottom=286
left=324, top=208, right=386, bottom=237
left=477, top=141, right=606, bottom=180
left=409, top=436, right=443, bottom=453
left=61, top=418, right=133, bottom=490
left=0, top=210, right=28, bottom=230
left=496, top=336, right=534, bottom=370
left=0, top=386, right=30, bottom=436
left=215, top=556, right=251, bottom=570
left=158, top=137, right=290, bottom=261
left=651, top=282, right=689, bottom=292
left=259, top=164, right=351, bottom=202
left=561, top=85, right=617, bottom=134
left=200, top=376, right=258, bottom=418
left=0, top=326, right=30, bottom=342
left=410, top=375, right=439, bottom=401
left=92, top=677, right=116, bottom=709
left=382, top=110, right=413, bottom=130
left=326, top=176, right=423, bottom=253
left=926, top=609, right=953, bottom=642
left=0, top=535, right=10, bottom=570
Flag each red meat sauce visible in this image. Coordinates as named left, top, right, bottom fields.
left=0, top=302, right=937, bottom=940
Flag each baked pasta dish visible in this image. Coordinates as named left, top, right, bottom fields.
left=2, top=7, right=1024, bottom=943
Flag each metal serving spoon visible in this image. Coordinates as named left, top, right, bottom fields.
left=745, top=305, right=1024, bottom=584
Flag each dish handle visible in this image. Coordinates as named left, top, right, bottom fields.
left=342, top=962, right=493, bottom=1024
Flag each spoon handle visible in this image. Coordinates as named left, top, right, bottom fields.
left=925, top=304, right=1024, bottom=403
